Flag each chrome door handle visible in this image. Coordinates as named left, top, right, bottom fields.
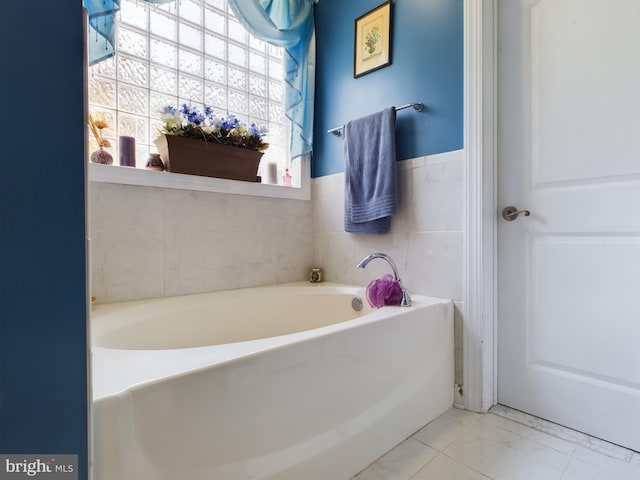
left=502, top=206, right=531, bottom=221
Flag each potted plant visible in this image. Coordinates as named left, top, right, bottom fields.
left=154, top=104, right=269, bottom=182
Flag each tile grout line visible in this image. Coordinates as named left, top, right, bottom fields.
left=410, top=451, right=496, bottom=480
left=404, top=450, right=442, bottom=480
left=411, top=409, right=484, bottom=453
left=405, top=452, right=438, bottom=480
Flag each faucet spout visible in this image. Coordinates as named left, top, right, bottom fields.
left=356, top=253, right=400, bottom=279
left=356, top=253, right=411, bottom=307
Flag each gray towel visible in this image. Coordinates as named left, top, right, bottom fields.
left=344, top=107, right=397, bottom=234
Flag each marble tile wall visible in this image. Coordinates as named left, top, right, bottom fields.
left=89, top=183, right=313, bottom=304
left=311, top=150, right=463, bottom=298
left=311, top=149, right=465, bottom=385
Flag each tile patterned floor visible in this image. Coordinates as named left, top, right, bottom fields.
left=350, top=406, right=640, bottom=480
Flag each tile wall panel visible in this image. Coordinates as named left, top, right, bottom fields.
left=90, top=183, right=312, bottom=304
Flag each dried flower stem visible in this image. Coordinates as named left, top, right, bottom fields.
left=89, top=113, right=110, bottom=148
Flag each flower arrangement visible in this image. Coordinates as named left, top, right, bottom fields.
left=159, top=104, right=269, bottom=152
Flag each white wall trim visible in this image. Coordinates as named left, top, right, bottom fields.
left=462, top=0, right=497, bottom=412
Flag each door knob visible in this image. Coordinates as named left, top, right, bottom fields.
left=502, top=206, right=531, bottom=221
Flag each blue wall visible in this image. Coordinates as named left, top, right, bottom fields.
left=0, top=2, right=88, bottom=477
left=312, top=0, right=463, bottom=177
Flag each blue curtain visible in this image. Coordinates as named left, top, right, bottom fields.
left=84, top=0, right=120, bottom=66
left=84, top=0, right=174, bottom=66
left=227, top=0, right=315, bottom=159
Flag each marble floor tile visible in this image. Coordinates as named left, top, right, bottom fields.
left=561, top=456, right=637, bottom=480
left=490, top=404, right=640, bottom=463
left=411, top=454, right=491, bottom=480
left=443, top=415, right=572, bottom=480
left=412, top=407, right=482, bottom=451
left=568, top=446, right=640, bottom=480
left=480, top=411, right=577, bottom=456
left=354, top=437, right=438, bottom=480
left=354, top=407, right=640, bottom=480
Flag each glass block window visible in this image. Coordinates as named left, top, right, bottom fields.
left=88, top=0, right=292, bottom=183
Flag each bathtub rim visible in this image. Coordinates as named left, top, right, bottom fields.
left=91, top=282, right=452, bottom=401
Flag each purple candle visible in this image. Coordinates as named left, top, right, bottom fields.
left=119, top=136, right=136, bottom=167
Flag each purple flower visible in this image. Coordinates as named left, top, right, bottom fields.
left=162, top=105, right=177, bottom=115
left=365, top=274, right=403, bottom=308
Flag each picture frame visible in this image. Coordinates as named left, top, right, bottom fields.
left=354, top=1, right=393, bottom=78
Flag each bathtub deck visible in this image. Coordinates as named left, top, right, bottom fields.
left=351, top=406, right=640, bottom=480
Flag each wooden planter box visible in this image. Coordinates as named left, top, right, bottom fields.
left=154, top=135, right=263, bottom=182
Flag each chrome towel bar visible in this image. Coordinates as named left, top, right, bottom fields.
left=327, top=102, right=424, bottom=137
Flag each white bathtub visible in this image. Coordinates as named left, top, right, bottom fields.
left=91, top=283, right=453, bottom=480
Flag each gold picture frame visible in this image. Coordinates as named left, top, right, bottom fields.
left=354, top=1, right=392, bottom=78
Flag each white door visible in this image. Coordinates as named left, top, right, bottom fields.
left=497, top=0, right=640, bottom=450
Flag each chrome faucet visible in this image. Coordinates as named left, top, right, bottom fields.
left=356, top=253, right=412, bottom=307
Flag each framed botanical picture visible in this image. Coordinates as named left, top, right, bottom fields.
left=354, top=1, right=392, bottom=78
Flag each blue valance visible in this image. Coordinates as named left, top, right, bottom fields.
left=227, top=0, right=315, bottom=159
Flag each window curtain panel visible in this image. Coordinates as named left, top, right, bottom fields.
left=84, top=0, right=173, bottom=66
left=227, top=0, right=316, bottom=159
left=84, top=0, right=120, bottom=66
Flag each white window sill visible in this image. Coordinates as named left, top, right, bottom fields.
left=88, top=157, right=310, bottom=201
